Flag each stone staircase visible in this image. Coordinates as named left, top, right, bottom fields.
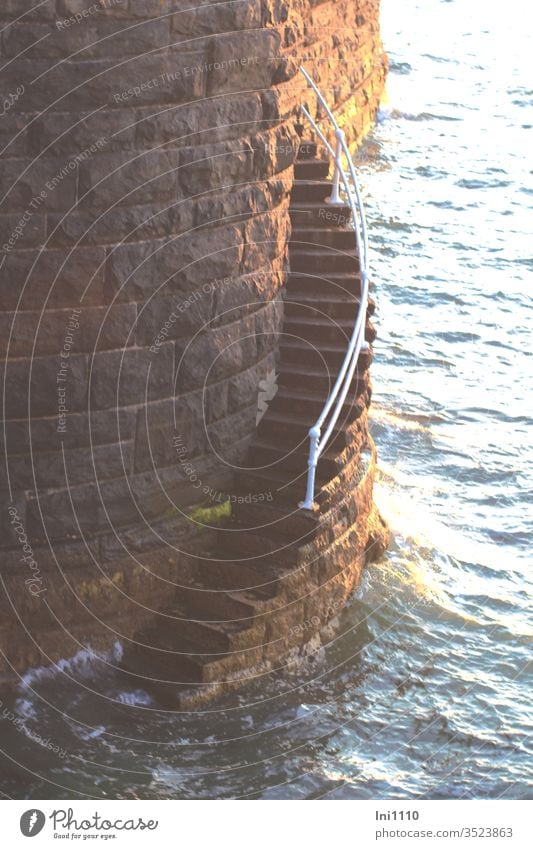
left=121, top=138, right=388, bottom=709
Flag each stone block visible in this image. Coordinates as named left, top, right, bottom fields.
left=0, top=212, right=45, bottom=252
left=0, top=114, right=29, bottom=159
left=25, top=481, right=101, bottom=543
left=0, top=303, right=136, bottom=358
left=29, top=110, right=137, bottom=157
left=0, top=0, right=55, bottom=20
left=179, top=139, right=254, bottom=198
left=1, top=352, right=88, bottom=419
left=89, top=343, right=174, bottom=410
left=135, top=94, right=263, bottom=148
left=98, top=467, right=178, bottom=529
left=242, top=208, right=290, bottom=271
left=252, top=122, right=300, bottom=178
left=193, top=181, right=271, bottom=231
left=206, top=402, right=257, bottom=457
left=206, top=30, right=281, bottom=95
left=133, top=395, right=205, bottom=474
left=6, top=441, right=134, bottom=492
left=209, top=261, right=284, bottom=327
left=105, top=223, right=243, bottom=302
left=3, top=50, right=207, bottom=112
left=78, top=149, right=181, bottom=210
left=0, top=406, right=136, bottom=455
left=46, top=199, right=195, bottom=247
left=4, top=18, right=170, bottom=61
left=128, top=0, right=173, bottom=17
left=0, top=246, right=107, bottom=311
left=174, top=312, right=258, bottom=391
left=203, top=380, right=229, bottom=424
left=172, top=0, right=262, bottom=37
left=135, top=291, right=212, bottom=348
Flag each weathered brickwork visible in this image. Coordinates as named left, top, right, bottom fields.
left=0, top=0, right=387, bottom=680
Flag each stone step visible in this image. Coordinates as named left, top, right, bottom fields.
left=269, top=383, right=367, bottom=422
left=236, top=469, right=326, bottom=510
left=278, top=359, right=371, bottom=393
left=213, top=494, right=367, bottom=585
left=247, top=436, right=352, bottom=480
left=297, top=139, right=319, bottom=159
left=284, top=315, right=377, bottom=346
left=293, top=158, right=330, bottom=181
left=283, top=308, right=377, bottom=344
left=232, top=498, right=321, bottom=544
left=284, top=314, right=351, bottom=345
left=289, top=201, right=352, bottom=229
left=257, top=416, right=353, bottom=453
left=149, top=603, right=266, bottom=653
left=237, top=439, right=367, bottom=514
left=246, top=438, right=310, bottom=475
left=259, top=397, right=365, bottom=433
left=285, top=270, right=364, bottom=297
left=190, top=549, right=305, bottom=597
left=284, top=292, right=374, bottom=321
left=123, top=629, right=264, bottom=685
left=289, top=247, right=360, bottom=274
left=123, top=636, right=207, bottom=686
left=280, top=338, right=372, bottom=370
left=290, top=227, right=356, bottom=250
left=236, top=440, right=374, bottom=537
left=214, top=528, right=306, bottom=566
left=291, top=180, right=336, bottom=204
left=256, top=404, right=366, bottom=457
left=176, top=579, right=273, bottom=622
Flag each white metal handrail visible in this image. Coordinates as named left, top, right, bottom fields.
left=297, top=67, right=370, bottom=510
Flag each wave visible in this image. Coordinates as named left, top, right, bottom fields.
left=18, top=642, right=124, bottom=691
left=378, top=106, right=462, bottom=122
left=371, top=406, right=452, bottom=430
left=389, top=61, right=413, bottom=75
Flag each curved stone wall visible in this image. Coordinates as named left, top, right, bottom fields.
left=0, top=0, right=386, bottom=678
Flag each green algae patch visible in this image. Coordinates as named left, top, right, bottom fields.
left=187, top=500, right=232, bottom=529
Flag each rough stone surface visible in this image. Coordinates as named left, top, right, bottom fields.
left=0, top=0, right=387, bottom=686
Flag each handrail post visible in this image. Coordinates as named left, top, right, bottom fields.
left=326, top=129, right=344, bottom=205
left=299, top=426, right=321, bottom=511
